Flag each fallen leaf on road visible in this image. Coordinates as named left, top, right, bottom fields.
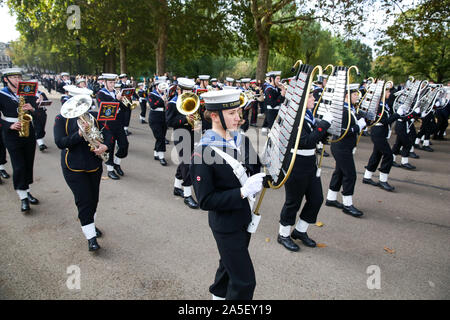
left=265, top=238, right=270, bottom=243
left=384, top=247, right=395, bottom=254
left=101, top=176, right=109, bottom=180
left=317, top=243, right=327, bottom=248
left=315, top=221, right=324, bottom=227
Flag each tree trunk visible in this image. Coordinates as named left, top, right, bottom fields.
left=256, top=33, right=270, bottom=81
left=155, top=0, right=168, bottom=75
left=119, top=39, right=127, bottom=74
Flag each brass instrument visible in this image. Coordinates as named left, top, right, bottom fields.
left=61, top=94, right=109, bottom=162
left=18, top=96, right=33, bottom=138
left=176, top=92, right=201, bottom=128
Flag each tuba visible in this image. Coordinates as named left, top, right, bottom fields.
left=61, top=94, right=109, bottom=162
left=176, top=92, right=201, bottom=128
left=18, top=96, right=33, bottom=138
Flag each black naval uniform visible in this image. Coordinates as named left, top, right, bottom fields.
left=416, top=111, right=436, bottom=150
left=366, top=102, right=400, bottom=175
left=138, top=87, right=148, bottom=122
left=264, top=84, right=285, bottom=129
left=280, top=110, right=330, bottom=228
left=148, top=89, right=167, bottom=159
left=392, top=111, right=419, bottom=163
left=166, top=94, right=194, bottom=187
left=0, top=87, right=37, bottom=193
left=96, top=88, right=129, bottom=173
left=33, top=90, right=49, bottom=150
left=434, top=101, right=450, bottom=139
left=120, top=82, right=133, bottom=132
left=190, top=132, right=262, bottom=300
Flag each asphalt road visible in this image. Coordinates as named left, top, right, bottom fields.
left=1, top=89, right=449, bottom=300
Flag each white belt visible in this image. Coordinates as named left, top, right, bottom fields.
left=397, top=119, right=403, bottom=122
left=266, top=105, right=280, bottom=110
left=2, top=117, right=18, bottom=123
left=151, top=107, right=164, bottom=112
left=374, top=123, right=384, bottom=126
left=291, top=148, right=316, bottom=156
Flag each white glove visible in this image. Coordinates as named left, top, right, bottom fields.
left=414, top=107, right=420, bottom=114
left=322, top=111, right=333, bottom=124
left=357, top=118, right=366, bottom=132
left=241, top=172, right=266, bottom=199
left=396, top=106, right=405, bottom=116
left=420, top=111, right=427, bottom=118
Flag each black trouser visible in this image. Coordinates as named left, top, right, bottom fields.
left=241, top=108, right=250, bottom=132
left=105, top=127, right=129, bottom=166
left=265, top=108, right=279, bottom=129
left=149, top=120, right=167, bottom=152
left=33, top=108, right=47, bottom=140
left=122, top=107, right=132, bottom=127
left=329, top=146, right=356, bottom=196
left=140, top=101, right=147, bottom=119
left=392, top=121, right=411, bottom=157
left=0, top=130, right=6, bottom=165
left=417, top=113, right=436, bottom=140
left=434, top=113, right=448, bottom=138
left=367, top=131, right=393, bottom=174
left=210, top=228, right=255, bottom=300
left=2, top=128, right=36, bottom=190
left=174, top=129, right=194, bottom=187
left=62, top=167, right=102, bottom=226
left=280, top=157, right=323, bottom=226
left=249, top=101, right=258, bottom=125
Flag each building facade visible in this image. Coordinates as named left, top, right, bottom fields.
left=0, top=42, right=12, bottom=69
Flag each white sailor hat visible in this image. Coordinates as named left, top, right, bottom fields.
left=346, top=83, right=360, bottom=93
left=154, top=76, right=167, bottom=84
left=241, top=78, right=251, bottom=83
left=202, top=89, right=241, bottom=111
left=119, top=73, right=127, bottom=78
left=157, top=82, right=169, bottom=91
left=114, top=83, right=122, bottom=88
left=269, top=71, right=281, bottom=77
left=199, top=75, right=210, bottom=80
left=177, top=77, right=195, bottom=90
left=236, top=80, right=241, bottom=83
left=102, top=73, right=118, bottom=81
left=76, top=78, right=86, bottom=84
left=225, top=77, right=234, bottom=82
left=137, top=82, right=144, bottom=86
left=1, top=68, right=23, bottom=77
left=60, top=72, right=70, bottom=77
left=210, top=78, right=218, bottom=82
left=97, top=75, right=105, bottom=80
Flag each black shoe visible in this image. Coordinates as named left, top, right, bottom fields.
left=392, top=161, right=400, bottom=167
left=39, top=144, right=48, bottom=151
left=114, top=165, right=124, bottom=176
left=88, top=237, right=101, bottom=251
left=108, top=171, right=120, bottom=180
left=0, top=169, right=9, bottom=179
left=323, top=150, right=329, bottom=157
left=184, top=196, right=199, bottom=209
left=174, top=187, right=184, bottom=198
left=409, top=152, right=420, bottom=158
left=342, top=205, right=364, bottom=218
left=21, top=198, right=31, bottom=212
left=362, top=178, right=378, bottom=186
left=141, top=119, right=147, bottom=124
left=325, top=199, right=343, bottom=209
left=27, top=192, right=39, bottom=205
left=165, top=139, right=170, bottom=145
left=421, top=146, right=434, bottom=152
left=378, top=181, right=395, bottom=192
left=95, top=227, right=103, bottom=238
left=400, top=163, right=416, bottom=170
left=291, top=229, right=316, bottom=247
left=159, top=158, right=167, bottom=166
left=277, top=235, right=300, bottom=252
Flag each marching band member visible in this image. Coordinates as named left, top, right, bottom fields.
left=362, top=87, right=400, bottom=192
left=57, top=72, right=71, bottom=94
left=54, top=95, right=112, bottom=252
left=148, top=80, right=168, bottom=166
left=118, top=73, right=133, bottom=136
left=96, top=73, right=129, bottom=180
left=34, top=86, right=49, bottom=151
left=415, top=109, right=436, bottom=152
left=240, top=78, right=251, bottom=133
left=137, top=82, right=148, bottom=124
left=190, top=89, right=264, bottom=300
left=210, top=78, right=220, bottom=90
left=0, top=125, right=10, bottom=183
left=325, top=84, right=367, bottom=218
left=434, top=99, right=450, bottom=140
left=166, top=78, right=199, bottom=209
left=263, top=71, right=285, bottom=131
left=277, top=88, right=333, bottom=252
left=196, top=75, right=212, bottom=131
left=312, top=75, right=330, bottom=158
left=0, top=68, right=39, bottom=212
left=248, top=80, right=260, bottom=127
left=225, top=77, right=234, bottom=87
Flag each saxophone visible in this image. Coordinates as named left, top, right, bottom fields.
left=18, top=96, right=33, bottom=138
